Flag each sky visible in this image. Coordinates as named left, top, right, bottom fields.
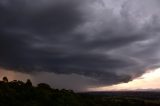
left=89, top=68, right=160, bottom=91
left=1, top=0, right=160, bottom=91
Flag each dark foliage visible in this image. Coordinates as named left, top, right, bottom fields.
left=0, top=77, right=159, bottom=106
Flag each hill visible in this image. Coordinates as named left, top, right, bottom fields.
left=0, top=77, right=160, bottom=106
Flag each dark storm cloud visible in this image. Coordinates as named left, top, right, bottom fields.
left=1, top=0, right=160, bottom=89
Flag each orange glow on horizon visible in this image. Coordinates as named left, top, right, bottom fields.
left=0, top=68, right=32, bottom=82
left=89, top=68, right=160, bottom=91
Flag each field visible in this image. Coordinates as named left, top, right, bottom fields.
left=80, top=91, right=160, bottom=106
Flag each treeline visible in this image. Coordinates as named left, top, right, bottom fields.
left=0, top=77, right=160, bottom=106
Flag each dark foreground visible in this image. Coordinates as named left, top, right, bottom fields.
left=0, top=78, right=160, bottom=106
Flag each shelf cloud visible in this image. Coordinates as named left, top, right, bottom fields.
left=1, top=0, right=160, bottom=90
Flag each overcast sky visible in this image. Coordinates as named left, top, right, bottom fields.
left=1, top=0, right=160, bottom=91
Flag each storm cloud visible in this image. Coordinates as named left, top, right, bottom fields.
left=1, top=0, right=160, bottom=90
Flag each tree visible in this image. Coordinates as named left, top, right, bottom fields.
left=37, top=83, right=51, bottom=89
left=3, top=76, right=8, bottom=83
left=25, top=79, right=32, bottom=87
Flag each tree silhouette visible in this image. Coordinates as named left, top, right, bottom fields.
left=3, top=76, right=8, bottom=83
left=0, top=77, right=158, bottom=106
left=26, top=79, right=32, bottom=87
left=37, top=83, right=51, bottom=89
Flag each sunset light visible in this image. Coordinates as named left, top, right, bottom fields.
left=89, top=68, right=160, bottom=91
